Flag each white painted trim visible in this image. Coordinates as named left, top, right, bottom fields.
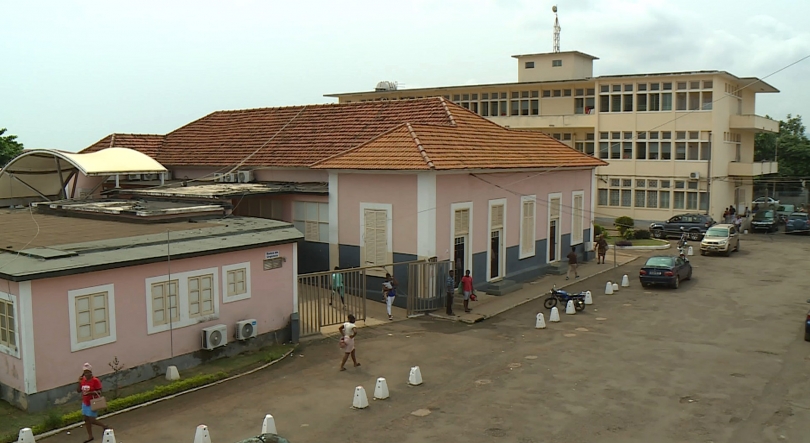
left=18, top=281, right=35, bottom=394
left=328, top=172, right=339, bottom=268
left=144, top=267, right=220, bottom=335
left=519, top=195, right=537, bottom=259
left=547, top=192, right=563, bottom=263
left=67, top=284, right=117, bottom=352
left=359, top=202, right=393, bottom=274
left=417, top=172, right=437, bottom=259
left=0, top=291, right=20, bottom=358
left=292, top=242, right=299, bottom=314
left=571, top=190, right=585, bottom=245
left=449, top=202, right=473, bottom=274
left=221, top=262, right=252, bottom=304
left=486, top=198, right=507, bottom=282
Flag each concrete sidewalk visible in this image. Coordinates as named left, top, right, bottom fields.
left=435, top=251, right=640, bottom=324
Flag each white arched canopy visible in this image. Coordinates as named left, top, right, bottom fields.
left=0, top=147, right=167, bottom=204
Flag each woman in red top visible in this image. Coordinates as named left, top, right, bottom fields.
left=77, top=363, right=108, bottom=442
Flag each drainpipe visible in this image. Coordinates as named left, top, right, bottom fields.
left=115, top=174, right=120, bottom=188
left=706, top=132, right=712, bottom=216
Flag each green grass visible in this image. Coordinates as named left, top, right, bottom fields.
left=0, top=343, right=295, bottom=442
left=607, top=238, right=669, bottom=246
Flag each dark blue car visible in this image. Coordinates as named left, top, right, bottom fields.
left=639, top=255, right=692, bottom=289
left=785, top=212, right=810, bottom=235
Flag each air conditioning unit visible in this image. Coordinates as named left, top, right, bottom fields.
left=142, top=173, right=158, bottom=181
left=689, top=172, right=700, bottom=180
left=128, top=174, right=141, bottom=181
left=224, top=173, right=239, bottom=183
left=237, top=171, right=253, bottom=183
left=235, top=319, right=258, bottom=340
left=201, top=324, right=228, bottom=350
left=214, top=173, right=226, bottom=182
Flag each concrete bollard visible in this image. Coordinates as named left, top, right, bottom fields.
left=352, top=386, right=369, bottom=409
left=621, top=275, right=630, bottom=287
left=605, top=282, right=614, bottom=295
left=612, top=282, right=619, bottom=292
left=584, top=291, right=593, bottom=305
left=687, top=246, right=694, bottom=256
left=101, top=429, right=117, bottom=443
left=565, top=300, right=576, bottom=315
left=549, top=307, right=561, bottom=322
left=165, top=365, right=180, bottom=381
left=408, top=366, right=423, bottom=386
left=535, top=312, right=546, bottom=329
left=261, top=414, right=277, bottom=434
left=374, top=377, right=390, bottom=399
left=744, top=229, right=749, bottom=234
left=193, top=425, right=211, bottom=443
left=16, top=428, right=34, bottom=443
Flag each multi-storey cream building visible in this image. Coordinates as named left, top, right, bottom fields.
left=325, top=50, right=779, bottom=222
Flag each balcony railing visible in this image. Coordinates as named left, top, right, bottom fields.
left=728, top=161, right=779, bottom=176
left=729, top=114, right=779, bottom=133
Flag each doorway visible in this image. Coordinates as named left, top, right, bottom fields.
left=549, top=219, right=558, bottom=262
left=490, top=230, right=501, bottom=279
left=453, top=236, right=466, bottom=285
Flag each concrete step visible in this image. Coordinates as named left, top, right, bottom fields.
left=485, top=279, right=524, bottom=296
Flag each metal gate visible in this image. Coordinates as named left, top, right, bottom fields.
left=406, top=260, right=452, bottom=317
left=297, top=268, right=367, bottom=337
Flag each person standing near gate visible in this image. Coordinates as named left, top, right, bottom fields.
left=460, top=270, right=474, bottom=313
left=445, top=270, right=456, bottom=316
left=383, top=273, right=398, bottom=321
left=330, top=266, right=345, bottom=307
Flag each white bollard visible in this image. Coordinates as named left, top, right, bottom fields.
left=565, top=300, right=576, bottom=315
left=101, top=429, right=117, bottom=443
left=535, top=312, right=546, bottom=329
left=621, top=275, right=630, bottom=287
left=352, top=386, right=369, bottom=409
left=374, top=377, right=390, bottom=399
left=687, top=246, right=694, bottom=256
left=193, top=425, right=211, bottom=443
left=17, top=428, right=35, bottom=443
left=605, top=282, right=614, bottom=295
left=584, top=291, right=593, bottom=305
left=549, top=307, right=561, bottom=322
left=408, top=366, right=423, bottom=386
left=165, top=365, right=180, bottom=381
left=612, top=283, right=619, bottom=292
left=744, top=229, right=748, bottom=234
left=262, top=414, right=277, bottom=434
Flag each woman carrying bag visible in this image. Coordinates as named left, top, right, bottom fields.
left=78, top=363, right=109, bottom=442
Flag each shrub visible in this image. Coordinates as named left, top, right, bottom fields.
left=614, top=216, right=635, bottom=237
left=615, top=240, right=633, bottom=247
left=623, top=229, right=635, bottom=240
left=593, top=223, right=609, bottom=239
left=633, top=229, right=652, bottom=240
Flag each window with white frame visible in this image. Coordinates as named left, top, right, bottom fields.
left=600, top=178, right=673, bottom=210
left=293, top=201, right=328, bottom=242
left=188, top=274, right=214, bottom=318
left=68, top=284, right=116, bottom=352
left=520, top=196, right=536, bottom=258
left=145, top=269, right=220, bottom=335
left=361, top=204, right=391, bottom=268
left=571, top=192, right=584, bottom=245
left=0, top=295, right=16, bottom=352
left=222, top=263, right=251, bottom=303
left=151, top=280, right=179, bottom=327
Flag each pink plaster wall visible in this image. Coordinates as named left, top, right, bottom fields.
left=29, top=244, right=295, bottom=391
left=337, top=173, right=418, bottom=255
left=0, top=279, right=24, bottom=392
left=435, top=169, right=593, bottom=259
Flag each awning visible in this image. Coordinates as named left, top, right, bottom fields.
left=0, top=147, right=167, bottom=202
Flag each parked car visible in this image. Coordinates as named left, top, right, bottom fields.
left=785, top=212, right=810, bottom=235
left=750, top=210, right=779, bottom=233
left=752, top=197, right=779, bottom=207
left=776, top=204, right=795, bottom=223
left=700, top=224, right=740, bottom=256
left=649, top=213, right=716, bottom=241
left=639, top=255, right=693, bottom=289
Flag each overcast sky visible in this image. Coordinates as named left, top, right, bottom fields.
left=2, top=0, right=809, bottom=152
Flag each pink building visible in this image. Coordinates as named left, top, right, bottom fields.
left=0, top=204, right=300, bottom=411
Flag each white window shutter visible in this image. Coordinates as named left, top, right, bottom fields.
left=491, top=205, right=504, bottom=229
left=375, top=210, right=387, bottom=265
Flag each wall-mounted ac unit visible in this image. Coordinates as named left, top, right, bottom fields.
left=689, top=172, right=700, bottom=180
left=237, top=171, right=253, bottom=183
left=201, top=324, right=228, bottom=350
left=214, top=173, right=225, bottom=182
left=142, top=173, right=158, bottom=181
left=235, top=319, right=258, bottom=340
left=127, top=174, right=141, bottom=181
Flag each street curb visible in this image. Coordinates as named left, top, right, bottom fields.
left=612, top=244, right=671, bottom=250
left=33, top=348, right=297, bottom=441
left=432, top=257, right=640, bottom=325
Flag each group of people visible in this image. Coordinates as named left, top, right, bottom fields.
left=723, top=205, right=751, bottom=232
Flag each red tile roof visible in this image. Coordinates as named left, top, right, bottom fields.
left=82, top=98, right=605, bottom=171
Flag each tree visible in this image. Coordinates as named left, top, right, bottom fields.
left=754, top=115, right=810, bottom=179
left=0, top=128, right=25, bottom=168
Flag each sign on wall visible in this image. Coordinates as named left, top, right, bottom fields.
left=265, top=251, right=279, bottom=260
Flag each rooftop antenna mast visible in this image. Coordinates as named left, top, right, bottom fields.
left=552, top=5, right=561, bottom=53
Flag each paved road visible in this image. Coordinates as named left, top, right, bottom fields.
left=50, top=233, right=810, bottom=443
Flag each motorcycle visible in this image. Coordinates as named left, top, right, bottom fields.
left=543, top=284, right=586, bottom=311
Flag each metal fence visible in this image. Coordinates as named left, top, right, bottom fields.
left=406, top=260, right=452, bottom=317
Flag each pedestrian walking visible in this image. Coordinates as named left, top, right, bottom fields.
left=723, top=208, right=730, bottom=223
left=338, top=314, right=360, bottom=371
left=566, top=246, right=579, bottom=280
left=597, top=234, right=608, bottom=264
left=460, top=270, right=474, bottom=313
left=77, top=363, right=108, bottom=442
left=734, top=215, right=743, bottom=231
left=382, top=272, right=398, bottom=321
left=445, top=270, right=456, bottom=316
left=330, top=266, right=345, bottom=307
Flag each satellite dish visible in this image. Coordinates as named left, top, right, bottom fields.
left=552, top=5, right=557, bottom=12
